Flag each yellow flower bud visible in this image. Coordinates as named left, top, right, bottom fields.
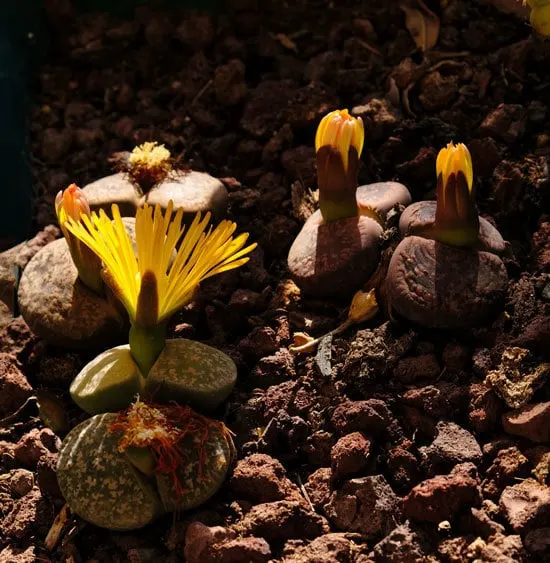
left=55, top=184, right=102, bottom=295
left=434, top=142, right=479, bottom=248
left=55, top=184, right=91, bottom=224
left=315, top=109, right=364, bottom=172
left=436, top=142, right=473, bottom=195
left=315, top=110, right=365, bottom=223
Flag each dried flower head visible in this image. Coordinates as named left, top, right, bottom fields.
left=126, top=142, right=172, bottom=192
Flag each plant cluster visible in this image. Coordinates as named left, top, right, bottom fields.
left=25, top=108, right=510, bottom=530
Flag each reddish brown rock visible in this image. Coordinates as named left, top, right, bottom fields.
left=442, top=342, right=471, bottom=373
left=14, top=428, right=59, bottom=468
left=230, top=454, right=303, bottom=504
left=325, top=475, right=401, bottom=539
left=184, top=522, right=235, bottom=563
left=419, top=421, right=482, bottom=472
left=0, top=469, right=34, bottom=498
left=525, top=528, right=550, bottom=555
left=304, top=468, right=332, bottom=511
left=36, top=452, right=63, bottom=500
left=281, top=533, right=358, bottom=563
left=214, top=59, right=247, bottom=106
left=331, top=400, right=393, bottom=436
left=478, top=103, right=526, bottom=143
left=239, top=500, right=329, bottom=542
left=352, top=98, right=401, bottom=141
left=386, top=440, right=422, bottom=492
left=250, top=349, right=295, bottom=389
left=331, top=432, right=371, bottom=480
left=469, top=137, right=501, bottom=179
left=531, top=218, right=550, bottom=272
left=499, top=479, right=550, bottom=533
left=482, top=447, right=529, bottom=500
left=393, top=354, right=440, bottom=383
left=401, top=382, right=467, bottom=419
left=238, top=326, right=279, bottom=359
left=0, top=354, right=32, bottom=417
left=502, top=402, right=550, bottom=443
left=206, top=537, right=272, bottom=563
left=372, top=522, right=428, bottom=562
left=465, top=533, right=526, bottom=563
left=403, top=463, right=481, bottom=523
left=491, top=161, right=523, bottom=216
left=468, top=383, right=502, bottom=434
left=3, top=487, right=50, bottom=541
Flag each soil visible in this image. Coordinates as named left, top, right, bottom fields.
left=2, top=0, right=550, bottom=561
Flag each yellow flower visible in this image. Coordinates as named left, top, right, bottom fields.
left=63, top=202, right=257, bottom=327
left=315, top=109, right=364, bottom=173
left=434, top=142, right=479, bottom=247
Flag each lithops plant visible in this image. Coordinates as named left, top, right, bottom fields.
left=288, top=110, right=411, bottom=297
left=386, top=142, right=508, bottom=329
left=57, top=401, right=233, bottom=530
left=82, top=141, right=229, bottom=221
left=63, top=200, right=256, bottom=415
left=18, top=185, right=127, bottom=349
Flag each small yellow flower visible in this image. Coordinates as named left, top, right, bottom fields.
left=64, top=202, right=257, bottom=327
left=315, top=109, right=364, bottom=172
left=434, top=142, right=479, bottom=247
left=55, top=184, right=91, bottom=224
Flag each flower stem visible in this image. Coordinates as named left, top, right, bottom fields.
left=129, top=323, right=166, bottom=377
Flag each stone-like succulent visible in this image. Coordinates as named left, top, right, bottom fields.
left=386, top=142, right=508, bottom=329
left=64, top=201, right=255, bottom=413
left=288, top=109, right=411, bottom=297
left=57, top=401, right=234, bottom=530
left=83, top=141, right=229, bottom=220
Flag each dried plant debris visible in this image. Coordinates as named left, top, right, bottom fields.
left=400, top=0, right=440, bottom=52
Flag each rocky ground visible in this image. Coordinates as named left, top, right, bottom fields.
left=1, top=0, right=550, bottom=561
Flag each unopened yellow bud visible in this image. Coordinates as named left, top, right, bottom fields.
left=434, top=142, right=479, bottom=248
left=436, top=142, right=473, bottom=194
left=315, top=109, right=364, bottom=172
left=55, top=184, right=91, bottom=224
left=55, top=184, right=102, bottom=295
